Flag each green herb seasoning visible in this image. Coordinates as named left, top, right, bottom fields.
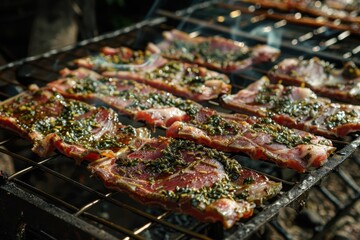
left=273, top=99, right=322, bottom=118
left=182, top=68, right=205, bottom=93
left=2, top=91, right=70, bottom=131
left=32, top=97, right=125, bottom=150
left=254, top=85, right=280, bottom=105
left=146, top=60, right=228, bottom=93
left=161, top=177, right=247, bottom=207
left=252, top=118, right=312, bottom=147
left=66, top=77, right=123, bottom=96
left=243, top=177, right=255, bottom=185
left=122, top=125, right=136, bottom=136
left=144, top=139, right=189, bottom=174
left=144, top=139, right=241, bottom=180
left=325, top=110, right=359, bottom=129
left=59, top=100, right=92, bottom=120
left=149, top=93, right=200, bottom=117
left=14, top=101, right=38, bottom=124
left=95, top=133, right=126, bottom=150
left=167, top=40, right=250, bottom=67
left=98, top=49, right=148, bottom=65
left=1, top=89, right=132, bottom=151
left=198, top=114, right=239, bottom=136
left=146, top=62, right=182, bottom=80
left=255, top=84, right=322, bottom=119
left=53, top=113, right=124, bottom=150
left=146, top=62, right=206, bottom=93
left=116, top=157, right=139, bottom=168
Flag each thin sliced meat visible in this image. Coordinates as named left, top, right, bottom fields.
left=147, top=29, right=280, bottom=72
left=221, top=77, right=360, bottom=138
left=325, top=0, right=359, bottom=11
left=0, top=85, right=62, bottom=142
left=73, top=46, right=154, bottom=72
left=167, top=108, right=335, bottom=173
left=60, top=67, right=102, bottom=79
left=0, top=85, right=150, bottom=161
left=268, top=57, right=360, bottom=104
left=103, top=58, right=231, bottom=101
left=242, top=0, right=360, bottom=24
left=47, top=106, right=149, bottom=162
left=49, top=68, right=202, bottom=128
left=89, top=137, right=282, bottom=228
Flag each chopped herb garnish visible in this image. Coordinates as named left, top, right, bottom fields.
left=243, top=177, right=255, bottom=185
left=166, top=40, right=250, bottom=68
left=142, top=139, right=241, bottom=180
left=255, top=83, right=321, bottom=119
left=161, top=177, right=246, bottom=207
left=198, top=114, right=239, bottom=136
left=252, top=118, right=312, bottom=147
left=325, top=110, right=359, bottom=129
left=146, top=61, right=226, bottom=93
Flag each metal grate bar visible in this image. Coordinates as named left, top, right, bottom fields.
left=317, top=186, right=344, bottom=210
left=354, top=152, right=360, bottom=165
left=122, top=212, right=170, bottom=240
left=343, top=44, right=360, bottom=59
left=336, top=168, right=360, bottom=194
left=269, top=219, right=292, bottom=240
left=172, top=222, right=211, bottom=240
left=74, top=192, right=115, bottom=217
left=0, top=76, right=23, bottom=86
left=7, top=157, right=55, bottom=180
left=13, top=178, right=80, bottom=213
left=0, top=137, right=13, bottom=146
left=0, top=92, right=12, bottom=99
left=80, top=212, right=146, bottom=240
left=73, top=191, right=171, bottom=240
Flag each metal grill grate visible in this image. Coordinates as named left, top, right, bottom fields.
left=0, top=1, right=360, bottom=239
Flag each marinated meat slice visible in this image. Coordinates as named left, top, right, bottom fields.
left=0, top=85, right=150, bottom=160
left=47, top=106, right=149, bottom=162
left=89, top=137, right=282, bottom=228
left=295, top=0, right=360, bottom=23
left=60, top=67, right=103, bottom=79
left=221, top=77, right=360, bottom=138
left=103, top=59, right=231, bottom=101
left=166, top=108, right=335, bottom=173
left=0, top=85, right=62, bottom=141
left=243, top=0, right=360, bottom=24
left=0, top=85, right=67, bottom=156
left=73, top=46, right=154, bottom=71
left=49, top=68, right=202, bottom=128
left=268, top=57, right=360, bottom=104
left=147, top=29, right=280, bottom=72
left=325, top=0, right=360, bottom=11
